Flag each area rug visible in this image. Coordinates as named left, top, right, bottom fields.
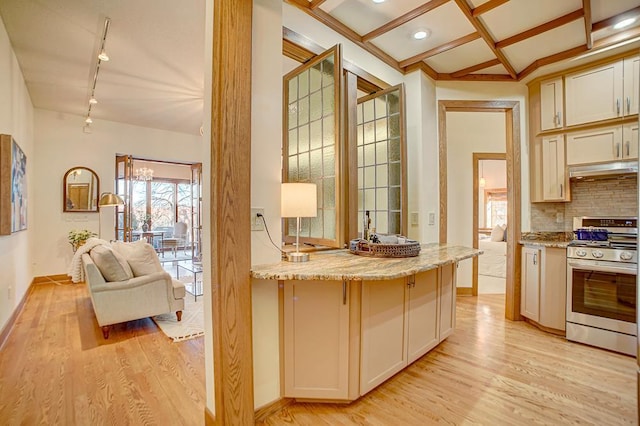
left=153, top=295, right=204, bottom=342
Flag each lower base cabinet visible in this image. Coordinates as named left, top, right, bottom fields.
left=521, top=246, right=566, bottom=331
left=283, top=263, right=457, bottom=401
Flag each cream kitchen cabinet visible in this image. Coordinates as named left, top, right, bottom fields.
left=283, top=279, right=351, bottom=400
left=521, top=246, right=567, bottom=331
left=541, top=134, right=567, bottom=201
left=360, top=267, right=446, bottom=395
left=540, top=77, right=563, bottom=130
left=622, top=122, right=639, bottom=160
left=438, top=263, right=456, bottom=341
left=521, top=247, right=540, bottom=322
left=565, top=56, right=638, bottom=126
left=565, top=124, right=638, bottom=164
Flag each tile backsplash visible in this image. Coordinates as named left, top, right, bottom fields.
left=530, top=176, right=637, bottom=231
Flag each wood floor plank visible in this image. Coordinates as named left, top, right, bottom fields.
left=0, top=281, right=635, bottom=425
left=260, top=294, right=636, bottom=425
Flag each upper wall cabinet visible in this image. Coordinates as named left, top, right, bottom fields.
left=565, top=55, right=638, bottom=126
left=540, top=77, right=563, bottom=131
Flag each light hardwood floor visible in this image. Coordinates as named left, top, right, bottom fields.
left=0, top=278, right=206, bottom=425
left=0, top=280, right=635, bottom=425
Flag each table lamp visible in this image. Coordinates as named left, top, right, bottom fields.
left=98, top=192, right=124, bottom=239
left=281, top=183, right=317, bottom=262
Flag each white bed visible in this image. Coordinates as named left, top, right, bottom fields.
left=478, top=238, right=506, bottom=279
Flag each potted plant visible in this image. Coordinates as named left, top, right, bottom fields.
left=68, top=229, right=97, bottom=252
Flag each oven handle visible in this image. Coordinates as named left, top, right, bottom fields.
left=568, top=259, right=637, bottom=275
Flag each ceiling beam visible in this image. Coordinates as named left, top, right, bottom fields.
left=517, top=45, right=588, bottom=80
left=309, top=0, right=326, bottom=8
left=592, top=5, right=640, bottom=32
left=405, top=61, right=439, bottom=80
left=450, top=58, right=502, bottom=77
left=361, top=0, right=450, bottom=42
left=284, top=1, right=404, bottom=73
left=583, top=0, right=592, bottom=49
left=495, top=9, right=584, bottom=50
left=399, top=32, right=480, bottom=68
left=453, top=0, right=517, bottom=79
left=471, top=0, right=509, bottom=17
left=438, top=72, right=514, bottom=81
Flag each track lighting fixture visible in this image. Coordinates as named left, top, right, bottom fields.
left=83, top=17, right=111, bottom=128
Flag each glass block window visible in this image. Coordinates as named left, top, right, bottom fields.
left=283, top=46, right=341, bottom=246
left=356, top=86, right=404, bottom=236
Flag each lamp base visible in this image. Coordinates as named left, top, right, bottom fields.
left=286, top=252, right=310, bottom=262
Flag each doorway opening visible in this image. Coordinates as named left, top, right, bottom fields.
left=113, top=155, right=203, bottom=263
left=473, top=154, right=507, bottom=296
left=438, top=100, right=522, bottom=321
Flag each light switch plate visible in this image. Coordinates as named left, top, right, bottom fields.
left=251, top=208, right=264, bottom=231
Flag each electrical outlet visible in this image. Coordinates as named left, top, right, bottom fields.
left=410, top=212, right=419, bottom=226
left=251, top=208, right=264, bottom=231
left=428, top=212, right=435, bottom=226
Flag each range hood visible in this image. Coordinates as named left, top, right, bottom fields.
left=568, top=161, right=638, bottom=179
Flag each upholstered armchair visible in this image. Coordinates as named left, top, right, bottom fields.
left=81, top=240, right=185, bottom=339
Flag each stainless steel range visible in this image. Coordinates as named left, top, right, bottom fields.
left=566, top=216, right=637, bottom=356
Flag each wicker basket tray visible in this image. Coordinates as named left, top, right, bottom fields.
left=349, top=238, right=421, bottom=258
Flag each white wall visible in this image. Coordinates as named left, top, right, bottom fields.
left=404, top=71, right=438, bottom=243
left=32, top=110, right=202, bottom=276
left=250, top=0, right=283, bottom=410
left=0, top=16, right=35, bottom=333
left=446, top=113, right=506, bottom=288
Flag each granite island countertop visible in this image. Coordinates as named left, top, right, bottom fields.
left=251, top=243, right=482, bottom=281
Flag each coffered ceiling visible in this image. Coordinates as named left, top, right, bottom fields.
left=1, top=0, right=639, bottom=135
left=284, top=0, right=640, bottom=81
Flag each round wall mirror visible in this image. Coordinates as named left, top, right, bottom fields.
left=63, top=167, right=100, bottom=212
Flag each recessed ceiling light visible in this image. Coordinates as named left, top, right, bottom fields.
left=372, top=0, right=385, bottom=3
left=413, top=29, right=430, bottom=40
left=614, top=18, right=636, bottom=30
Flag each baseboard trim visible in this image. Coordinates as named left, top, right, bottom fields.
left=33, top=274, right=72, bottom=284
left=255, top=397, right=294, bottom=422
left=456, top=287, right=473, bottom=296
left=0, top=279, right=33, bottom=350
left=204, top=407, right=215, bottom=425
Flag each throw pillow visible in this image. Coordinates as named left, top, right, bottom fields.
left=503, top=225, right=508, bottom=242
left=112, top=239, right=163, bottom=277
left=89, top=244, right=134, bottom=282
left=490, top=225, right=504, bottom=242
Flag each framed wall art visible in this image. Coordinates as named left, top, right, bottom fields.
left=0, top=134, right=27, bottom=235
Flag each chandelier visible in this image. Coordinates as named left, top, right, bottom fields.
left=134, top=167, right=154, bottom=181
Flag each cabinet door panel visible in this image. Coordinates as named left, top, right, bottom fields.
left=623, top=122, right=638, bottom=160
left=542, top=134, right=566, bottom=201
left=521, top=248, right=540, bottom=322
left=439, top=263, right=456, bottom=341
left=407, top=270, right=439, bottom=363
left=624, top=55, right=639, bottom=115
left=565, top=61, right=623, bottom=126
left=284, top=280, right=349, bottom=399
left=360, top=278, right=407, bottom=395
left=540, top=78, right=563, bottom=130
left=566, top=126, right=622, bottom=165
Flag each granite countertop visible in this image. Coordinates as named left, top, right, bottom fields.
left=250, top=243, right=482, bottom=281
left=519, top=231, right=573, bottom=248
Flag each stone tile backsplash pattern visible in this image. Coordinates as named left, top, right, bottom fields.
left=530, top=176, right=637, bottom=232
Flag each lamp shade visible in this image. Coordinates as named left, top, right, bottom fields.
left=99, top=192, right=124, bottom=207
left=281, top=183, right=317, bottom=218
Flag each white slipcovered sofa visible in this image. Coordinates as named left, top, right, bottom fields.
left=81, top=240, right=185, bottom=339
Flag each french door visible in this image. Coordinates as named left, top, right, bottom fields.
left=115, top=154, right=134, bottom=241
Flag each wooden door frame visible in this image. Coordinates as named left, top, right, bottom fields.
left=438, top=100, right=522, bottom=321
left=472, top=153, right=507, bottom=296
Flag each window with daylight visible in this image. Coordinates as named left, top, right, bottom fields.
left=485, top=188, right=507, bottom=228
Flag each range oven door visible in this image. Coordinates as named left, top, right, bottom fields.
left=566, top=258, right=637, bottom=336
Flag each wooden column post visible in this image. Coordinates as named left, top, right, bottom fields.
left=209, top=0, right=254, bottom=424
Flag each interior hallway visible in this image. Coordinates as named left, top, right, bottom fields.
left=0, top=279, right=634, bottom=424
